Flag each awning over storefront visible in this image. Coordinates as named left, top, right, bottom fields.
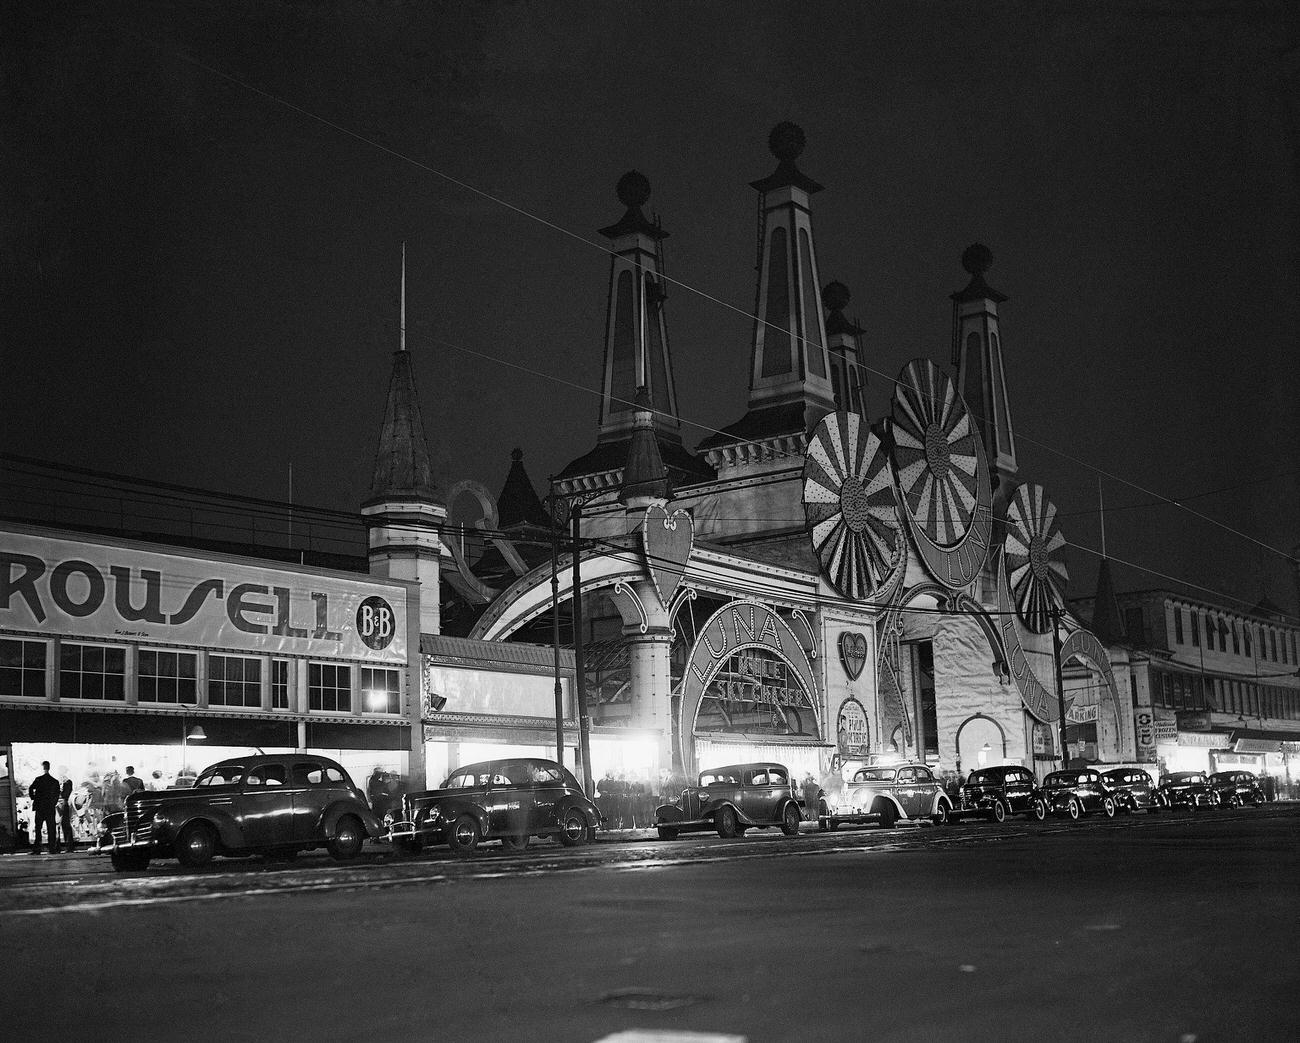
left=1230, top=728, right=1300, bottom=755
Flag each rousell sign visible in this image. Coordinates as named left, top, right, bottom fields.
left=1, top=531, right=406, bottom=663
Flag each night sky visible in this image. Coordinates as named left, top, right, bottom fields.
left=3, top=1, right=1298, bottom=617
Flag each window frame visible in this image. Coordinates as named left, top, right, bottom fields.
left=59, top=640, right=127, bottom=701
left=0, top=636, right=48, bottom=698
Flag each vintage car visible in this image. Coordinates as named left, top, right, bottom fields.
left=1158, top=770, right=1220, bottom=810
left=959, top=765, right=1047, bottom=823
left=819, top=763, right=952, bottom=831
left=97, top=754, right=381, bottom=871
left=1209, top=770, right=1266, bottom=807
left=1100, top=768, right=1168, bottom=813
left=1042, top=768, right=1117, bottom=820
left=655, top=762, right=803, bottom=840
left=385, top=758, right=601, bottom=856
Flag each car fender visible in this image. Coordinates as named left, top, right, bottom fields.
left=871, top=794, right=906, bottom=817
left=706, top=800, right=743, bottom=825
left=655, top=802, right=684, bottom=824
left=318, top=799, right=382, bottom=839
left=928, top=793, right=952, bottom=816
left=166, top=807, right=243, bottom=850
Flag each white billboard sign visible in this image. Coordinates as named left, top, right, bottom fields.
left=1, top=530, right=407, bottom=664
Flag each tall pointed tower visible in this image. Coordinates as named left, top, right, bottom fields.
left=823, top=280, right=867, bottom=415
left=554, top=172, right=711, bottom=499
left=700, top=123, right=836, bottom=471
left=362, top=249, right=446, bottom=636
left=952, top=243, right=1018, bottom=513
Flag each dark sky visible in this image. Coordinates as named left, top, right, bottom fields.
left=3, top=1, right=1299, bottom=617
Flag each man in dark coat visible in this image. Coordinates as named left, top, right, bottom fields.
left=28, top=761, right=61, bottom=854
left=59, top=776, right=77, bottom=851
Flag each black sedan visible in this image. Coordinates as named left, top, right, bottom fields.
left=386, top=758, right=602, bottom=856
left=959, top=765, right=1047, bottom=823
left=1042, top=769, right=1117, bottom=820
left=1158, top=771, right=1220, bottom=810
left=1209, top=770, right=1265, bottom=807
left=1100, top=768, right=1168, bottom=813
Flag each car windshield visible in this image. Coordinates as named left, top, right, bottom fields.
left=851, top=768, right=895, bottom=783
left=195, top=764, right=244, bottom=787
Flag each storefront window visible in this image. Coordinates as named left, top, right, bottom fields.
left=360, top=666, right=400, bottom=714
left=0, top=637, right=47, bottom=697
left=271, top=659, right=291, bottom=710
left=309, top=662, right=351, bottom=712
left=138, top=649, right=198, bottom=704
left=209, top=654, right=262, bottom=708
left=60, top=642, right=126, bottom=701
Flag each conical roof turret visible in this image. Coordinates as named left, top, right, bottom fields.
left=620, top=387, right=670, bottom=507
left=497, top=448, right=551, bottom=529
left=364, top=347, right=442, bottom=508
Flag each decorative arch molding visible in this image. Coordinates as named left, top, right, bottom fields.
left=951, top=592, right=1010, bottom=681
left=677, top=599, right=821, bottom=778
left=955, top=712, right=1008, bottom=760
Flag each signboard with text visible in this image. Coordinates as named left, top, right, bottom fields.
left=1, top=529, right=407, bottom=664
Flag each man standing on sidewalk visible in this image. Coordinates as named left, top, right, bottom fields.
left=28, top=761, right=61, bottom=854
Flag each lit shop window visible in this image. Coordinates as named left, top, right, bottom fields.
left=138, top=649, right=198, bottom=704
left=309, top=662, right=351, bottom=712
left=60, top=642, right=126, bottom=701
left=209, top=654, right=262, bottom=708
left=271, top=659, right=291, bottom=710
left=361, top=667, right=401, bottom=714
left=0, top=638, right=47, bottom=698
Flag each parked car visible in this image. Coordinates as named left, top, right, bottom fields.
left=959, top=765, right=1047, bottom=823
left=1157, top=771, right=1220, bottom=810
left=1100, top=768, right=1168, bottom=813
left=386, top=758, right=601, bottom=856
left=1209, top=770, right=1266, bottom=807
left=819, top=763, right=952, bottom=831
left=1042, top=768, right=1117, bottom=820
left=655, top=762, right=803, bottom=839
left=97, top=755, right=381, bottom=871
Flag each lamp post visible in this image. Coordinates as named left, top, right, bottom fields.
left=1051, top=606, right=1069, bottom=767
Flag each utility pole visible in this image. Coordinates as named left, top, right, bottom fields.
left=550, top=517, right=564, bottom=766
left=570, top=500, right=594, bottom=795
left=1052, top=606, right=1068, bottom=766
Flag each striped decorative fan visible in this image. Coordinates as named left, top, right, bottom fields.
left=1004, top=482, right=1069, bottom=633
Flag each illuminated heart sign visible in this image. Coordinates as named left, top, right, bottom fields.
left=642, top=505, right=693, bottom=608
left=839, top=631, right=868, bottom=681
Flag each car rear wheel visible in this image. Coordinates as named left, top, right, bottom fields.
left=878, top=802, right=897, bottom=830
left=716, top=806, right=740, bottom=839
left=1066, top=797, right=1082, bottom=821
left=447, top=814, right=481, bottom=856
left=990, top=799, right=1007, bottom=824
left=1101, top=797, right=1116, bottom=819
left=931, top=801, right=950, bottom=827
left=1252, top=793, right=1265, bottom=807
left=559, top=810, right=589, bottom=847
left=1030, top=798, right=1047, bottom=822
left=327, top=815, right=365, bottom=861
left=656, top=825, right=678, bottom=840
left=110, top=851, right=149, bottom=872
left=176, top=822, right=216, bottom=869
left=780, top=804, right=802, bottom=836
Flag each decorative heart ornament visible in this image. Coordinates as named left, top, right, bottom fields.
left=642, top=505, right=694, bottom=608
left=839, top=631, right=868, bottom=681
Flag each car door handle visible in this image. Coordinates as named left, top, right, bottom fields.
left=209, top=798, right=234, bottom=806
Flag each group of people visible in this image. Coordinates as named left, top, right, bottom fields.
left=366, top=767, right=404, bottom=819
left=596, top=770, right=686, bottom=829
left=20, top=760, right=154, bottom=853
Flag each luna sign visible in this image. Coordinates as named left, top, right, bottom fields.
left=1, top=531, right=407, bottom=663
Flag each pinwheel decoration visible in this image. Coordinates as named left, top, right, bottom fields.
left=1003, top=482, right=1069, bottom=633
left=890, top=359, right=980, bottom=548
left=802, top=411, right=903, bottom=600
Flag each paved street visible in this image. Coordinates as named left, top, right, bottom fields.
left=4, top=805, right=1298, bottom=1042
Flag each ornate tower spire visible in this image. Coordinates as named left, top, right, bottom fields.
left=596, top=171, right=682, bottom=445
left=699, top=123, right=835, bottom=468
left=362, top=248, right=446, bottom=635
left=619, top=386, right=670, bottom=509
left=823, top=280, right=867, bottom=415
left=952, top=243, right=1018, bottom=510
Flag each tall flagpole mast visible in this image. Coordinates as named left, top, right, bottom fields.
left=400, top=241, right=407, bottom=352
left=1098, top=475, right=1106, bottom=559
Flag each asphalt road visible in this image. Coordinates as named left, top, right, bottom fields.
left=4, top=806, right=1297, bottom=1043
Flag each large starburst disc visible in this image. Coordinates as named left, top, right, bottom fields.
left=890, top=360, right=980, bottom=548
left=802, top=411, right=902, bottom=600
left=1004, top=482, right=1069, bottom=633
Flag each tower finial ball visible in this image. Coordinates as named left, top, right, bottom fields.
left=616, top=170, right=651, bottom=208
left=822, top=281, right=851, bottom=312
left=768, top=122, right=805, bottom=163
left=962, top=243, right=993, bottom=276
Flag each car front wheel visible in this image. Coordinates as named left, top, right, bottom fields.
left=176, top=822, right=216, bottom=869
left=1101, top=797, right=1116, bottom=819
left=327, top=815, right=365, bottom=861
left=559, top=810, right=589, bottom=847
left=990, top=799, right=1007, bottom=824
left=931, top=801, right=950, bottom=826
left=715, top=806, right=740, bottom=839
left=780, top=804, right=802, bottom=836
left=1030, top=798, right=1047, bottom=822
left=1066, top=797, right=1082, bottom=821
left=447, top=815, right=481, bottom=855
left=878, top=802, right=897, bottom=830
